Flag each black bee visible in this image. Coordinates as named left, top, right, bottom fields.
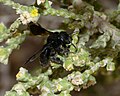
left=25, top=22, right=76, bottom=67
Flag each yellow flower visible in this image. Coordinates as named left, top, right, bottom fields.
left=30, top=9, right=39, bottom=17
left=16, top=72, right=22, bottom=78
left=56, top=84, right=62, bottom=91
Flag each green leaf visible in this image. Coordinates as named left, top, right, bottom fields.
left=0, top=47, right=10, bottom=64
left=90, top=32, right=111, bottom=48
left=0, top=23, right=9, bottom=42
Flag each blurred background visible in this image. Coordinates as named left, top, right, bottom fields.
left=0, top=0, right=120, bottom=96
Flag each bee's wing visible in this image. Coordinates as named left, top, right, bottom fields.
left=24, top=49, right=42, bottom=65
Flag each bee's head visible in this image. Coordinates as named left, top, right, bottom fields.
left=60, top=32, right=72, bottom=44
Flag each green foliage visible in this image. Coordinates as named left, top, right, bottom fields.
left=0, top=0, right=120, bottom=96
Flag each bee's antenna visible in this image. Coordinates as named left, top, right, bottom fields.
left=71, top=42, right=77, bottom=53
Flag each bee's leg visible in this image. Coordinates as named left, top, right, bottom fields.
left=62, top=43, right=77, bottom=54
left=47, top=48, right=63, bottom=64
left=60, top=44, right=70, bottom=56
left=50, top=56, right=63, bottom=64
left=54, top=46, right=68, bottom=57
left=55, top=47, right=64, bottom=55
